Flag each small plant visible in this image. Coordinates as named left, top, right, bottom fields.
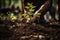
left=0, top=13, right=7, bottom=20
left=14, top=3, right=41, bottom=23
left=25, top=3, right=36, bottom=18
left=8, top=12, right=17, bottom=22
left=0, top=12, right=17, bottom=22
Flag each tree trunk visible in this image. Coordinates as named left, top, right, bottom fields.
left=21, top=0, right=24, bottom=14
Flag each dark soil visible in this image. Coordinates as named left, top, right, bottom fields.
left=0, top=20, right=60, bottom=40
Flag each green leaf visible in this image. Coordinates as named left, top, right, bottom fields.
left=25, top=6, right=30, bottom=9
left=27, top=3, right=32, bottom=6
left=25, top=3, right=36, bottom=18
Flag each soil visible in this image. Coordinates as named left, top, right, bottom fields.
left=0, top=20, right=60, bottom=40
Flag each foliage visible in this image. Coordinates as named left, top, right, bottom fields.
left=25, top=3, right=41, bottom=19
left=25, top=3, right=36, bottom=17
left=0, top=13, right=6, bottom=20
left=0, top=3, right=41, bottom=23
left=17, top=3, right=37, bottom=22
left=8, top=13, right=17, bottom=22
left=0, top=13, right=17, bottom=22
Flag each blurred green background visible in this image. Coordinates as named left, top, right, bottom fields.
left=0, top=0, right=22, bottom=10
